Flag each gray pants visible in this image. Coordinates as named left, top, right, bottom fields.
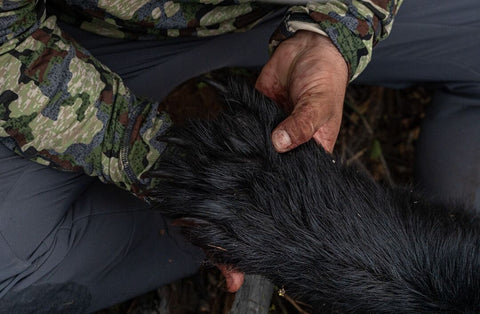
left=1, top=1, right=479, bottom=313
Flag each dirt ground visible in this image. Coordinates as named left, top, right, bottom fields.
left=96, top=68, right=432, bottom=314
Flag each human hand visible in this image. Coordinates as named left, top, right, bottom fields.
left=256, top=31, right=348, bottom=153
left=215, top=32, right=348, bottom=292
left=217, top=264, right=244, bottom=292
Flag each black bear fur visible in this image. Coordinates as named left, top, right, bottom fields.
left=147, top=80, right=480, bottom=313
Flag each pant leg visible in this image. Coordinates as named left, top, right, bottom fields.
left=355, top=0, right=480, bottom=211
left=415, top=86, right=480, bottom=211
left=0, top=141, right=203, bottom=313
left=58, top=8, right=287, bottom=101
left=36, top=181, right=203, bottom=312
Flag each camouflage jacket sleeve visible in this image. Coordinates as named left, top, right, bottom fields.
left=270, top=0, right=404, bottom=81
left=0, top=1, right=169, bottom=196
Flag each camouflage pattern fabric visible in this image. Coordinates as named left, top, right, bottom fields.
left=269, top=1, right=403, bottom=80
left=0, top=1, right=170, bottom=196
left=0, top=0, right=401, bottom=197
left=47, top=0, right=278, bottom=39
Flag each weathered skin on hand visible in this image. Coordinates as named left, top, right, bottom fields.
left=256, top=32, right=348, bottom=153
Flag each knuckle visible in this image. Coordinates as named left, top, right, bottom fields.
left=287, top=114, right=316, bottom=144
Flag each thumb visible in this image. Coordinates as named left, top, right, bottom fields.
left=218, top=264, right=245, bottom=293
left=272, top=102, right=333, bottom=153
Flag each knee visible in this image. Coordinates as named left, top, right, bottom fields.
left=415, top=84, right=480, bottom=212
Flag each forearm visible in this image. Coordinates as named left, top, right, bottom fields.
left=0, top=1, right=169, bottom=195
left=270, top=0, right=403, bottom=80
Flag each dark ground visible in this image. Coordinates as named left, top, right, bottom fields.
left=96, top=68, right=432, bottom=314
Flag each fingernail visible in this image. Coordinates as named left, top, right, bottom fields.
left=272, top=130, right=292, bottom=151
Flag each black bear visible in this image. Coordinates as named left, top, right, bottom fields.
left=147, top=80, right=480, bottom=313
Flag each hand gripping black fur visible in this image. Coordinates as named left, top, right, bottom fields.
left=147, top=80, right=480, bottom=313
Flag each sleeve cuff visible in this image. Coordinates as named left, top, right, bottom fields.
left=268, top=2, right=399, bottom=81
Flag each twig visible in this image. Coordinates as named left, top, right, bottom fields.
left=344, top=147, right=373, bottom=180
left=379, top=151, right=394, bottom=185
left=345, top=99, right=395, bottom=185
left=272, top=294, right=290, bottom=314
left=283, top=294, right=310, bottom=314
left=207, top=244, right=228, bottom=251
left=346, top=101, right=374, bottom=136
left=346, top=148, right=367, bottom=166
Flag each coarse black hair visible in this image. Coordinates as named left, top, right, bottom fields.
left=147, top=80, right=480, bottom=313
